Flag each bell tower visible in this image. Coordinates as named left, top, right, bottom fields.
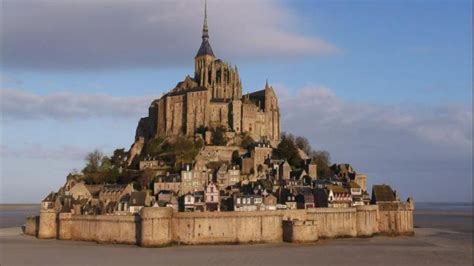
left=195, top=0, right=215, bottom=87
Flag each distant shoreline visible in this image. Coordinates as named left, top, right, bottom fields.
left=0, top=204, right=40, bottom=211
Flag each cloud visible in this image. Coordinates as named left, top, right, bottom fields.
left=1, top=143, right=88, bottom=161
left=0, top=88, right=155, bottom=121
left=1, top=0, right=338, bottom=70
left=1, top=74, right=23, bottom=86
left=278, top=86, right=471, bottom=148
left=1, top=86, right=471, bottom=202
left=276, top=85, right=472, bottom=202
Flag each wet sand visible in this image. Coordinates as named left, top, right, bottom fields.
left=0, top=206, right=472, bottom=266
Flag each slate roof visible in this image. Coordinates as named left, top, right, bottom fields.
left=257, top=179, right=274, bottom=192
left=196, top=39, right=215, bottom=57
left=327, top=185, right=348, bottom=194
left=293, top=186, right=313, bottom=196
left=101, top=184, right=128, bottom=193
left=129, top=191, right=147, bottom=207
left=42, top=192, right=57, bottom=202
left=371, top=185, right=397, bottom=202
left=290, top=169, right=305, bottom=180
left=84, top=184, right=104, bottom=197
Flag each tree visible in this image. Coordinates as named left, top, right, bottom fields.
left=231, top=150, right=240, bottom=165
left=240, top=133, right=254, bottom=150
left=310, top=150, right=335, bottom=178
left=161, top=136, right=203, bottom=170
left=196, top=125, right=207, bottom=136
left=106, top=168, right=120, bottom=184
left=145, top=136, right=166, bottom=156
left=110, top=148, right=127, bottom=170
left=274, top=134, right=301, bottom=168
left=295, top=136, right=312, bottom=156
left=212, top=126, right=227, bottom=146
left=83, top=149, right=105, bottom=173
left=99, top=156, right=112, bottom=172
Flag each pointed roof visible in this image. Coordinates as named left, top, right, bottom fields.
left=196, top=0, right=215, bottom=57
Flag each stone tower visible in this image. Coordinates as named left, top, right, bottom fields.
left=195, top=0, right=215, bottom=88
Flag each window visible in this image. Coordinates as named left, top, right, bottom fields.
left=237, top=198, right=241, bottom=204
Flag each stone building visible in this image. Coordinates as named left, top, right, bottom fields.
left=128, top=2, right=281, bottom=164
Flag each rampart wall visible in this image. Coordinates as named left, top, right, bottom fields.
left=24, top=216, right=39, bottom=236
left=29, top=203, right=413, bottom=247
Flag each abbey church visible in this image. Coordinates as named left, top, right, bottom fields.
left=138, top=2, right=280, bottom=144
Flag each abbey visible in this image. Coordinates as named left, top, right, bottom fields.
left=142, top=4, right=280, bottom=143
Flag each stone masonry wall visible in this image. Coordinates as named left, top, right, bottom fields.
left=63, top=214, right=139, bottom=244
left=24, top=216, right=39, bottom=236
left=33, top=204, right=413, bottom=246
left=377, top=202, right=414, bottom=235
left=171, top=211, right=282, bottom=245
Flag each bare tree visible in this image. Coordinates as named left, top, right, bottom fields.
left=83, top=149, right=104, bottom=173
left=295, top=136, right=312, bottom=155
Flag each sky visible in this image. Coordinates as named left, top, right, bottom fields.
left=0, top=0, right=472, bottom=203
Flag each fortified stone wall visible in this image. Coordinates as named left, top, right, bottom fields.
left=377, top=201, right=414, bottom=235
left=306, top=208, right=358, bottom=238
left=356, top=205, right=379, bottom=236
left=38, top=209, right=57, bottom=239
left=60, top=214, right=139, bottom=244
left=283, top=219, right=318, bottom=243
left=33, top=204, right=413, bottom=246
left=198, top=146, right=244, bottom=162
left=24, top=216, right=39, bottom=236
left=171, top=211, right=282, bottom=245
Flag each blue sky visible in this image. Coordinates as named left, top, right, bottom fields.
left=1, top=0, right=472, bottom=203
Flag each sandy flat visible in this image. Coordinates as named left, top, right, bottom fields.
left=0, top=226, right=472, bottom=266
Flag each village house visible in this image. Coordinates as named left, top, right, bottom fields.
left=303, top=158, right=318, bottom=180
left=181, top=163, right=207, bottom=194
left=204, top=181, right=220, bottom=211
left=41, top=192, right=57, bottom=210
left=127, top=191, right=154, bottom=214
left=99, top=184, right=134, bottom=204
left=156, top=190, right=174, bottom=205
left=279, top=160, right=291, bottom=180
left=182, top=191, right=205, bottom=212
left=294, top=187, right=315, bottom=209
left=276, top=187, right=297, bottom=210
left=263, top=193, right=278, bottom=210
left=215, top=163, right=241, bottom=188
left=68, top=182, right=104, bottom=201
left=234, top=194, right=263, bottom=211
left=219, top=192, right=234, bottom=211
left=314, top=185, right=352, bottom=208
left=154, top=174, right=181, bottom=194
left=348, top=181, right=365, bottom=206
left=285, top=169, right=309, bottom=187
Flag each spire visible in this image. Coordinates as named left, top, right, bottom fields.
left=202, top=0, right=209, bottom=41
left=265, top=79, right=269, bottom=89
left=196, top=0, right=214, bottom=57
